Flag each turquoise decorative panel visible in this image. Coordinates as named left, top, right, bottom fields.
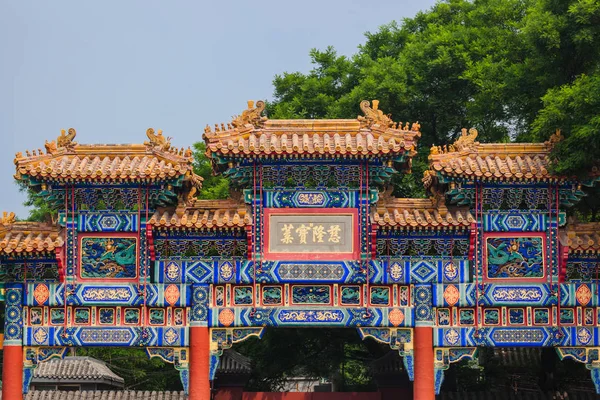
left=80, top=236, right=138, bottom=280
left=484, top=234, right=545, bottom=281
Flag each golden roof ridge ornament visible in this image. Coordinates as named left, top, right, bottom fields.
left=358, top=100, right=396, bottom=129
left=231, top=100, right=267, bottom=129
left=44, top=128, right=77, bottom=155
left=145, top=128, right=172, bottom=151
left=1, top=211, right=15, bottom=226
left=430, top=127, right=478, bottom=156
left=545, top=128, right=564, bottom=148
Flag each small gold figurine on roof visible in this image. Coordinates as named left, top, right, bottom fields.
left=358, top=100, right=395, bottom=129
left=43, top=128, right=78, bottom=155
left=545, top=128, right=564, bottom=148
left=452, top=128, right=478, bottom=152
left=145, top=128, right=171, bottom=151
left=231, top=100, right=267, bottom=129
left=57, top=128, right=77, bottom=150
left=1, top=211, right=15, bottom=226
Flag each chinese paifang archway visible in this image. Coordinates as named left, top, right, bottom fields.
left=3, top=100, right=600, bottom=400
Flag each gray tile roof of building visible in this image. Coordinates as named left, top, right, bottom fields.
left=1, top=391, right=186, bottom=400
left=32, top=357, right=124, bottom=384
left=217, top=350, right=251, bottom=375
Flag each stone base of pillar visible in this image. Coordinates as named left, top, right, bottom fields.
left=413, top=326, right=435, bottom=400
left=189, top=326, right=210, bottom=400
left=2, top=344, right=24, bottom=400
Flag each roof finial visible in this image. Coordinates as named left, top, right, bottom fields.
left=231, top=100, right=267, bottom=129
left=545, top=128, right=564, bottom=148
left=1, top=211, right=15, bottom=225
left=358, top=100, right=394, bottom=129
left=49, top=128, right=78, bottom=152
left=144, top=128, right=171, bottom=151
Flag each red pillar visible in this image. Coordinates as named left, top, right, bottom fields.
left=413, top=326, right=435, bottom=400
left=189, top=326, right=210, bottom=400
left=2, top=344, right=24, bottom=400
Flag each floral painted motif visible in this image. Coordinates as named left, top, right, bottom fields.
left=164, top=284, right=180, bottom=306
left=33, top=284, right=49, bottom=305
left=218, top=309, right=235, bottom=327
left=576, top=284, right=592, bottom=306
left=388, top=309, right=404, bottom=327
left=443, top=285, right=460, bottom=306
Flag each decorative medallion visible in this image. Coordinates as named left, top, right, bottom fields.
left=576, top=284, right=592, bottom=306
left=577, top=327, right=592, bottom=345
left=444, top=328, right=459, bottom=346
left=388, top=309, right=405, bottom=327
left=164, top=328, right=179, bottom=345
left=389, top=262, right=403, bottom=282
left=443, top=285, right=460, bottom=306
left=33, top=328, right=48, bottom=345
left=219, top=262, right=234, bottom=281
left=443, top=262, right=458, bottom=281
left=218, top=309, right=235, bottom=327
left=34, top=284, right=50, bottom=305
left=164, top=284, right=180, bottom=306
left=166, top=262, right=180, bottom=281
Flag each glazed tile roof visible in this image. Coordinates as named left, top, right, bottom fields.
left=149, top=199, right=250, bottom=229
left=32, top=357, right=123, bottom=385
left=14, top=128, right=202, bottom=189
left=372, top=197, right=474, bottom=229
left=203, top=100, right=420, bottom=160
left=0, top=213, right=63, bottom=255
left=425, top=129, right=563, bottom=188
left=2, top=391, right=186, bottom=400
left=562, top=222, right=600, bottom=252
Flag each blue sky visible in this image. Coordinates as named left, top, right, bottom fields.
left=0, top=0, right=437, bottom=218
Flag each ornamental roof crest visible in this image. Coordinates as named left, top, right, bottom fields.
left=144, top=128, right=172, bottom=152
left=358, top=100, right=394, bottom=129
left=1, top=211, right=15, bottom=226
left=44, top=128, right=78, bottom=155
left=429, top=128, right=478, bottom=156
left=231, top=100, right=267, bottom=129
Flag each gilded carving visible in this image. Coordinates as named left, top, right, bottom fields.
left=358, top=100, right=395, bottom=129
left=144, top=128, right=171, bottom=151
left=231, top=100, right=267, bottom=129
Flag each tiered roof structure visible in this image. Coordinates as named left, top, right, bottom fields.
left=15, top=128, right=201, bottom=188
left=150, top=199, right=250, bottom=230
left=424, top=128, right=562, bottom=189
left=0, top=212, right=63, bottom=256
left=204, top=100, right=421, bottom=173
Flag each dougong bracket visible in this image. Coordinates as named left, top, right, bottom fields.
left=434, top=347, right=478, bottom=394
left=146, top=347, right=189, bottom=394
left=23, top=346, right=68, bottom=394
left=358, top=327, right=414, bottom=379
left=209, top=327, right=264, bottom=380
left=557, top=347, right=600, bottom=393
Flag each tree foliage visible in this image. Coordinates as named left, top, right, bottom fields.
left=269, top=0, right=600, bottom=179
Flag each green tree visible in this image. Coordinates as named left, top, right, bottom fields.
left=192, top=142, right=230, bottom=200
left=269, top=0, right=600, bottom=186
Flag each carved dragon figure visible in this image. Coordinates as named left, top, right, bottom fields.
left=358, top=100, right=395, bottom=129
left=1, top=211, right=15, bottom=226
left=145, top=128, right=171, bottom=151
left=44, top=128, right=77, bottom=154
left=231, top=100, right=267, bottom=129
left=57, top=128, right=77, bottom=150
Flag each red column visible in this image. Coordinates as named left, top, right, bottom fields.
left=2, top=344, right=24, bottom=400
left=189, top=326, right=210, bottom=400
left=413, top=326, right=435, bottom=400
